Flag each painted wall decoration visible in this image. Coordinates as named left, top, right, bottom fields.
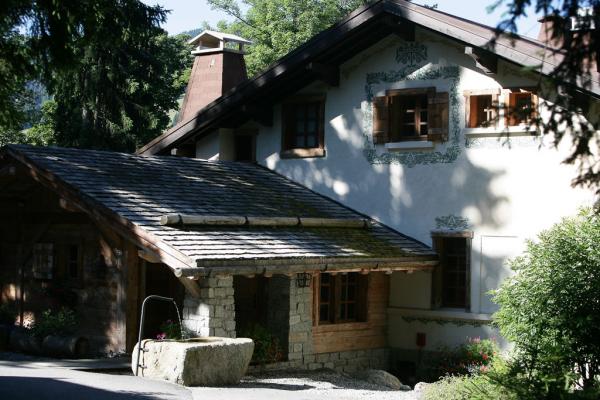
left=396, top=42, right=427, bottom=66
left=362, top=64, right=462, bottom=167
left=465, top=135, right=543, bottom=149
left=435, top=214, right=471, bottom=231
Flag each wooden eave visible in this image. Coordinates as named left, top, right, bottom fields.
left=137, top=0, right=600, bottom=157
left=2, top=147, right=197, bottom=272
left=175, top=255, right=438, bottom=278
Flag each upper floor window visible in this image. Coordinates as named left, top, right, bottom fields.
left=314, top=272, right=368, bottom=325
left=431, top=233, right=472, bottom=310
left=373, top=87, right=449, bottom=144
left=281, top=96, right=325, bottom=158
left=507, top=89, right=538, bottom=126
left=464, top=90, right=500, bottom=128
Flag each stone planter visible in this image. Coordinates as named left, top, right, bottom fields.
left=132, top=337, right=254, bottom=386
left=42, top=335, right=89, bottom=358
left=9, top=328, right=42, bottom=355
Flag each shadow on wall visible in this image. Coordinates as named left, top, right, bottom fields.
left=268, top=112, right=508, bottom=244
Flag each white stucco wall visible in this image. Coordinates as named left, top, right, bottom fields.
left=195, top=29, right=596, bottom=352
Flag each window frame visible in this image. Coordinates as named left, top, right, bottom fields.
left=505, top=88, right=538, bottom=127
left=281, top=95, right=326, bottom=158
left=312, top=272, right=368, bottom=326
left=386, top=87, right=436, bottom=142
left=431, top=231, right=473, bottom=310
left=464, top=89, right=501, bottom=129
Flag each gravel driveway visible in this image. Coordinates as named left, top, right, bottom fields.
left=190, top=370, right=424, bottom=400
left=0, top=352, right=424, bottom=400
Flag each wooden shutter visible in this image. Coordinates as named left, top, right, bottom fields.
left=427, top=92, right=449, bottom=142
left=372, top=96, right=389, bottom=144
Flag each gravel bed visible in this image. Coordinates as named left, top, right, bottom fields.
left=191, top=369, right=425, bottom=400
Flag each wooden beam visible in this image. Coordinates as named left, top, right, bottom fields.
left=178, top=277, right=202, bottom=298
left=306, top=62, right=340, bottom=87
left=59, top=198, right=82, bottom=213
left=241, top=104, right=273, bottom=127
left=465, top=46, right=498, bottom=74
left=138, top=249, right=161, bottom=264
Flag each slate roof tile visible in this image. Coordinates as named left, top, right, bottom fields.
left=6, top=145, right=436, bottom=270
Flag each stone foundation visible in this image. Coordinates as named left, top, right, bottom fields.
left=182, top=276, right=236, bottom=338
left=247, top=348, right=390, bottom=374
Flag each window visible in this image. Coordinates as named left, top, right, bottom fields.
left=507, top=90, right=537, bottom=126
left=32, top=243, right=54, bottom=280
left=56, top=243, right=83, bottom=284
left=373, top=87, right=449, bottom=144
left=431, top=234, right=471, bottom=309
left=233, top=134, right=255, bottom=162
left=313, top=272, right=368, bottom=325
left=281, top=96, right=325, bottom=158
left=67, top=245, right=80, bottom=279
left=464, top=89, right=500, bottom=129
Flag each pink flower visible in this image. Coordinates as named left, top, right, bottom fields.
left=156, top=332, right=166, bottom=340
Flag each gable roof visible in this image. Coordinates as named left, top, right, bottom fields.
left=138, top=0, right=599, bottom=156
left=3, top=144, right=436, bottom=277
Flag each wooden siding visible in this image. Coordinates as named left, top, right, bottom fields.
left=312, top=272, right=389, bottom=354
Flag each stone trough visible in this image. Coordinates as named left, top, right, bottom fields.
left=132, top=337, right=254, bottom=386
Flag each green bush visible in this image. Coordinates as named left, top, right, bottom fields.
left=238, top=323, right=283, bottom=364
left=422, top=359, right=516, bottom=400
left=419, top=337, right=498, bottom=381
left=31, top=308, right=77, bottom=339
left=493, top=208, right=600, bottom=396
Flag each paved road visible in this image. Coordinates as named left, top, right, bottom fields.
left=0, top=356, right=420, bottom=400
left=0, top=360, right=191, bottom=400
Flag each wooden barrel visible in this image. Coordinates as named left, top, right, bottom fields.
left=8, top=328, right=42, bottom=354
left=42, top=335, right=89, bottom=358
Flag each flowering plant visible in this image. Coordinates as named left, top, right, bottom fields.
left=156, top=319, right=181, bottom=340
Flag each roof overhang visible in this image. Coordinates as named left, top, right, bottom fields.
left=1, top=145, right=438, bottom=278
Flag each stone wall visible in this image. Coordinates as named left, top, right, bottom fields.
left=287, top=275, right=313, bottom=363
left=248, top=348, right=390, bottom=374
left=182, top=276, right=236, bottom=338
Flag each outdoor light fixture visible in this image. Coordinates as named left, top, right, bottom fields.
left=296, top=272, right=312, bottom=288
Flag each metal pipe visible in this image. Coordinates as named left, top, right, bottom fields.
left=135, top=295, right=176, bottom=377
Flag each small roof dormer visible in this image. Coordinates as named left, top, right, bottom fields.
left=188, top=30, right=252, bottom=55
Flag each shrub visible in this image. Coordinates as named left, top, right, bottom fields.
left=156, top=319, right=182, bottom=340
left=419, top=337, right=498, bottom=381
left=493, top=208, right=600, bottom=394
left=31, top=308, right=77, bottom=339
left=422, top=359, right=516, bottom=400
left=238, top=323, right=283, bottom=364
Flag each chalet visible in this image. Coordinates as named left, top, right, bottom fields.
left=1, top=0, right=598, bottom=373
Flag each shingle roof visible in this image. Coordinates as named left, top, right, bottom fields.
left=5, top=145, right=436, bottom=276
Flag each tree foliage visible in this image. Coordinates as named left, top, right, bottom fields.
left=491, top=1, right=600, bottom=191
left=207, top=0, right=368, bottom=76
left=493, top=208, right=600, bottom=395
left=0, top=1, right=193, bottom=151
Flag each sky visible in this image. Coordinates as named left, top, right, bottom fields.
left=140, top=0, right=543, bottom=39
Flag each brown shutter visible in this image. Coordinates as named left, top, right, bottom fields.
left=372, top=96, right=389, bottom=144
left=427, top=92, right=449, bottom=142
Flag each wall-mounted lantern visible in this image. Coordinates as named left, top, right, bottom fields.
left=296, top=272, right=312, bottom=288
